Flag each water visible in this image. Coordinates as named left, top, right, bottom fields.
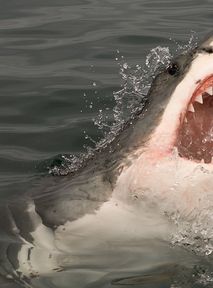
left=0, top=0, right=213, bottom=287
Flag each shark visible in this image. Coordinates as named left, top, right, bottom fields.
left=0, top=33, right=213, bottom=287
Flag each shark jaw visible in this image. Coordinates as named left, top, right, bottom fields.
left=147, top=52, right=213, bottom=166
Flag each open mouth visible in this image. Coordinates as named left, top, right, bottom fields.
left=176, top=75, right=213, bottom=164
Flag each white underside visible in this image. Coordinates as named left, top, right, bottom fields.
left=17, top=153, right=213, bottom=279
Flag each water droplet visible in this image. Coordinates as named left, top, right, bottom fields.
left=123, top=63, right=128, bottom=69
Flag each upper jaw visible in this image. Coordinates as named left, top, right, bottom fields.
left=186, top=74, right=213, bottom=113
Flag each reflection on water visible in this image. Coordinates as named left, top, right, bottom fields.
left=0, top=0, right=213, bottom=287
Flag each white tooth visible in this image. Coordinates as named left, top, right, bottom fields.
left=206, top=87, right=213, bottom=96
left=188, top=103, right=195, bottom=112
left=201, top=159, right=204, bottom=163
left=184, top=117, right=188, bottom=123
left=195, top=94, right=203, bottom=104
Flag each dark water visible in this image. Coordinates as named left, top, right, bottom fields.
left=0, top=0, right=213, bottom=287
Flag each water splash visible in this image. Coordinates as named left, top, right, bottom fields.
left=168, top=163, right=213, bottom=256
left=94, top=45, right=172, bottom=139
left=171, top=208, right=213, bottom=257
left=170, top=31, right=198, bottom=54
left=43, top=153, right=89, bottom=176
left=145, top=46, right=171, bottom=74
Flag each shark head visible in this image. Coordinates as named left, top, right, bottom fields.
left=115, top=34, right=213, bottom=216
left=143, top=34, right=213, bottom=165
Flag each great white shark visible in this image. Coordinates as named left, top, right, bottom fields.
left=1, top=34, right=213, bottom=287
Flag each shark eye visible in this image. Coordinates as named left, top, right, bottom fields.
left=167, top=62, right=179, bottom=76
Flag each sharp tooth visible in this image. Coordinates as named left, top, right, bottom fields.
left=184, top=117, right=188, bottom=123
left=188, top=103, right=195, bottom=112
left=206, top=87, right=213, bottom=96
left=201, top=159, right=204, bottom=163
left=195, top=94, right=203, bottom=104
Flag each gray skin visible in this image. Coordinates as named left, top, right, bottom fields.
left=0, top=35, right=212, bottom=286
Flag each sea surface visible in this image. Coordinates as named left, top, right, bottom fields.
left=0, top=0, right=213, bottom=287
